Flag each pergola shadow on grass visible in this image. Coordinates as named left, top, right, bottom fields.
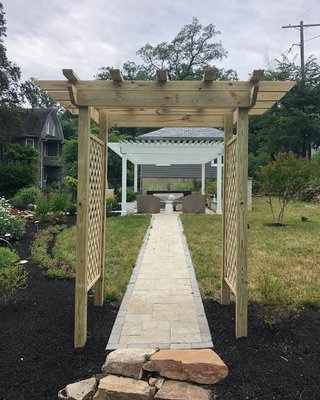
left=36, top=69, right=295, bottom=347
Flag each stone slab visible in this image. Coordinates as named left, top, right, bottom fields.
left=155, top=380, right=210, bottom=400
left=93, top=375, right=151, bottom=400
left=102, top=348, right=158, bottom=380
left=143, top=349, right=228, bottom=384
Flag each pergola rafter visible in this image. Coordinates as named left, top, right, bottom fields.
left=36, top=69, right=295, bottom=348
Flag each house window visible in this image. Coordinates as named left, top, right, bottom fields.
left=52, top=125, right=56, bottom=137
left=46, top=123, right=50, bottom=135
left=26, top=138, right=34, bottom=148
left=43, top=167, right=47, bottom=182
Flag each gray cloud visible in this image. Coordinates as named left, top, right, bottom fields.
left=2, top=0, right=320, bottom=81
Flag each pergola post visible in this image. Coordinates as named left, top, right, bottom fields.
left=235, top=108, right=249, bottom=338
left=134, top=163, right=138, bottom=192
left=201, top=163, right=205, bottom=195
left=121, top=154, right=127, bottom=216
left=221, top=114, right=233, bottom=305
left=74, top=106, right=91, bottom=347
left=94, top=112, right=108, bottom=306
left=216, top=154, right=223, bottom=214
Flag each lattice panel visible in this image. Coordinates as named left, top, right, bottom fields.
left=225, top=137, right=237, bottom=294
left=87, top=134, right=105, bottom=289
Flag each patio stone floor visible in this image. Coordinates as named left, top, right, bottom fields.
left=106, top=213, right=213, bottom=349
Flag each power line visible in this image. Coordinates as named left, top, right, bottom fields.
left=305, top=33, right=320, bottom=42
left=293, top=0, right=320, bottom=22
left=282, top=21, right=320, bottom=80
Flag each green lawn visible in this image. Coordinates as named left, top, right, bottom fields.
left=53, top=215, right=151, bottom=302
left=181, top=197, right=320, bottom=309
left=53, top=199, right=319, bottom=310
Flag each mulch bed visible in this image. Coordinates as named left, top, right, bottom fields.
left=0, top=220, right=319, bottom=400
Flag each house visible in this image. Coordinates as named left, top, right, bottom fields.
left=136, top=127, right=224, bottom=193
left=10, top=108, right=64, bottom=188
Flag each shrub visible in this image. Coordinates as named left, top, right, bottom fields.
left=10, top=186, right=41, bottom=208
left=173, top=180, right=191, bottom=191
left=205, top=180, right=217, bottom=196
left=0, top=265, right=28, bottom=305
left=0, top=248, right=20, bottom=269
left=49, top=194, right=70, bottom=212
left=35, top=195, right=51, bottom=222
left=0, top=197, right=26, bottom=240
left=116, top=190, right=138, bottom=202
left=259, top=152, right=318, bottom=224
left=0, top=161, right=38, bottom=197
left=147, top=185, right=165, bottom=191
left=44, top=263, right=73, bottom=280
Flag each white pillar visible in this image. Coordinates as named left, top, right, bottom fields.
left=201, top=163, right=205, bottom=195
left=216, top=154, right=222, bottom=214
left=121, top=154, right=127, bottom=216
left=134, top=163, right=138, bottom=192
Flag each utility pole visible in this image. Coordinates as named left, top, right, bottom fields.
left=282, top=21, right=320, bottom=159
left=282, top=21, right=320, bottom=80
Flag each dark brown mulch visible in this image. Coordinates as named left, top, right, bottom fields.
left=0, top=220, right=319, bottom=399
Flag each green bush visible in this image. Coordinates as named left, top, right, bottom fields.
left=205, top=180, right=217, bottom=196
left=10, top=186, right=41, bottom=208
left=0, top=161, right=38, bottom=197
left=116, top=190, right=138, bottom=202
left=0, top=264, right=28, bottom=305
left=49, top=194, right=70, bottom=212
left=0, top=197, right=26, bottom=240
left=44, top=266, right=71, bottom=280
left=0, top=248, right=20, bottom=269
left=35, top=195, right=51, bottom=222
left=173, top=180, right=191, bottom=191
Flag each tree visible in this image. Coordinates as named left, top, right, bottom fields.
left=0, top=2, right=22, bottom=106
left=258, top=152, right=317, bottom=225
left=249, top=55, right=320, bottom=159
left=96, top=17, right=237, bottom=82
left=21, top=78, right=60, bottom=110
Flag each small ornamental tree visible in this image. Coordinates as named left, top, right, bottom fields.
left=259, top=152, right=317, bottom=225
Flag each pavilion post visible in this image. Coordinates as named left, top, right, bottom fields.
left=235, top=108, right=249, bottom=338
left=216, top=154, right=223, bottom=214
left=94, top=112, right=108, bottom=306
left=121, top=154, right=127, bottom=216
left=134, top=163, right=138, bottom=192
left=201, top=163, right=205, bottom=195
left=74, top=106, right=91, bottom=347
left=221, top=114, right=233, bottom=305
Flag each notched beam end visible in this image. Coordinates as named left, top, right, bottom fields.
left=63, top=69, right=80, bottom=82
left=156, top=69, right=167, bottom=82
left=110, top=69, right=124, bottom=82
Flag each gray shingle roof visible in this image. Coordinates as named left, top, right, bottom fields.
left=14, top=108, right=54, bottom=137
left=137, top=127, right=224, bottom=141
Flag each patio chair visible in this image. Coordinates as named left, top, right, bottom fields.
left=182, top=194, right=206, bottom=213
left=137, top=195, right=160, bottom=213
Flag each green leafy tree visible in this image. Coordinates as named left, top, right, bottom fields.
left=0, top=2, right=22, bottom=106
left=96, top=17, right=237, bottom=82
left=249, top=55, right=320, bottom=159
left=258, top=152, right=317, bottom=224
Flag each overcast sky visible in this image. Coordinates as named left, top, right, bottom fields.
left=2, top=0, right=320, bottom=82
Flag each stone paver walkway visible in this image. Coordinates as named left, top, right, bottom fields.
left=106, top=213, right=213, bottom=350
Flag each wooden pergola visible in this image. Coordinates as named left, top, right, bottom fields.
left=36, top=69, right=295, bottom=347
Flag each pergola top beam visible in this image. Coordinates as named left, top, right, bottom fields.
left=35, top=69, right=296, bottom=127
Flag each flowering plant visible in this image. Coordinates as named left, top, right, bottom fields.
left=0, top=197, right=26, bottom=240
